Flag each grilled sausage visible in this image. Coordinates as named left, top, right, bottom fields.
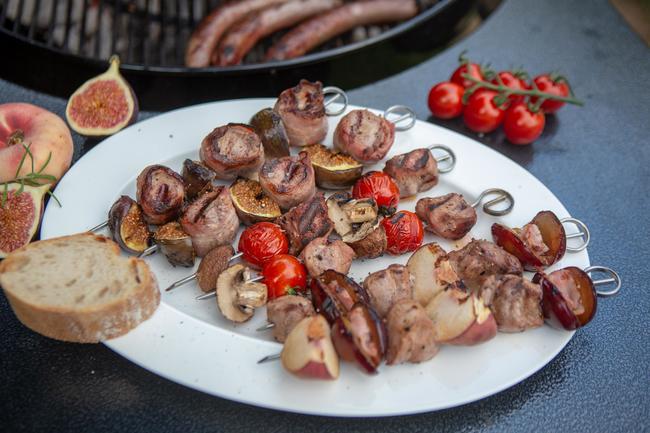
left=213, top=0, right=342, bottom=66
left=479, top=274, right=544, bottom=333
left=265, top=0, right=418, bottom=61
left=259, top=151, right=316, bottom=210
left=333, top=109, right=395, bottom=164
left=385, top=299, right=439, bottom=365
left=300, top=236, right=356, bottom=278
left=185, top=0, right=291, bottom=67
left=448, top=240, right=523, bottom=291
left=199, top=123, right=265, bottom=180
left=136, top=165, right=185, bottom=225
left=415, top=193, right=477, bottom=240
left=267, top=295, right=315, bottom=343
left=274, top=80, right=328, bottom=147
left=180, top=184, right=240, bottom=257
left=383, top=148, right=438, bottom=198
left=276, top=192, right=333, bottom=255
left=363, top=264, right=414, bottom=318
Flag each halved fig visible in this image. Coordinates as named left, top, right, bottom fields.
left=0, top=183, right=49, bottom=258
left=153, top=222, right=195, bottom=267
left=533, top=267, right=597, bottom=330
left=310, top=269, right=370, bottom=324
left=425, top=288, right=497, bottom=346
left=229, top=177, right=281, bottom=226
left=326, top=191, right=379, bottom=243
left=303, top=144, right=363, bottom=189
left=65, top=55, right=138, bottom=137
left=492, top=210, right=567, bottom=270
left=331, top=303, right=387, bottom=374
left=181, top=159, right=216, bottom=200
left=250, top=108, right=290, bottom=158
left=107, top=195, right=151, bottom=254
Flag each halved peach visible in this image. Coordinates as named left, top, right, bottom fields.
left=407, top=243, right=462, bottom=307
left=281, top=315, right=339, bottom=380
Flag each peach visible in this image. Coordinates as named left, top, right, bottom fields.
left=281, top=315, right=339, bottom=380
left=0, top=103, right=73, bottom=184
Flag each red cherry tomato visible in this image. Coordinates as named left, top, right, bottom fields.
left=503, top=102, right=546, bottom=145
left=450, top=62, right=483, bottom=89
left=490, top=71, right=529, bottom=103
left=427, top=82, right=465, bottom=119
left=238, top=222, right=288, bottom=268
left=531, top=74, right=570, bottom=113
left=462, top=89, right=505, bottom=133
left=352, top=171, right=400, bottom=215
left=262, top=254, right=308, bottom=299
left=381, top=210, right=424, bottom=255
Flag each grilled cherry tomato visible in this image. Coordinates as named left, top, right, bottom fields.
left=262, top=254, right=307, bottom=299
left=352, top=171, right=400, bottom=215
left=451, top=62, right=483, bottom=89
left=238, top=222, right=288, bottom=268
left=427, top=82, right=464, bottom=119
left=490, top=71, right=529, bottom=103
left=503, top=102, right=546, bottom=145
left=531, top=74, right=570, bottom=113
left=381, top=210, right=423, bottom=255
left=462, top=89, right=505, bottom=133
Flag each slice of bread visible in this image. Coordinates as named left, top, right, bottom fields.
left=0, top=233, right=160, bottom=343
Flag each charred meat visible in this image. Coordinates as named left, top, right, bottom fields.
left=300, top=236, right=356, bottom=278
left=385, top=299, right=439, bottom=365
left=383, top=148, right=438, bottom=198
left=334, top=109, right=395, bottom=164
left=479, top=274, right=544, bottom=333
left=267, top=295, right=315, bottom=343
left=276, top=192, right=333, bottom=255
left=136, top=165, right=185, bottom=225
left=274, top=80, right=328, bottom=147
left=200, top=123, right=265, bottom=180
left=416, top=193, right=477, bottom=240
left=181, top=159, right=217, bottom=200
left=362, top=264, right=414, bottom=318
left=259, top=151, right=316, bottom=210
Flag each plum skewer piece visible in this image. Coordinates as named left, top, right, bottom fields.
left=164, top=251, right=244, bottom=292
left=196, top=275, right=264, bottom=300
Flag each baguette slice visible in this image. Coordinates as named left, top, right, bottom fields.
left=0, top=233, right=160, bottom=343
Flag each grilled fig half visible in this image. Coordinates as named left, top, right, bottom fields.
left=250, top=108, right=290, bottom=158
left=107, top=195, right=151, bottom=254
left=153, top=221, right=195, bottom=267
left=492, top=210, right=567, bottom=270
left=303, top=144, right=363, bottom=189
left=229, top=177, right=281, bottom=226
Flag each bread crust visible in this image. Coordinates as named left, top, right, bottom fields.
left=0, top=233, right=160, bottom=343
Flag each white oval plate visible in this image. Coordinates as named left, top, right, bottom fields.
left=41, top=99, right=587, bottom=417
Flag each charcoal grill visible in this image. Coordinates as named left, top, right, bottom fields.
left=0, top=0, right=497, bottom=110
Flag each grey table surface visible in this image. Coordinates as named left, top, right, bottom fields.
left=1, top=0, right=649, bottom=431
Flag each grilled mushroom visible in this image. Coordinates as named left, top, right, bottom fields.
left=326, top=192, right=380, bottom=243
left=216, top=264, right=268, bottom=323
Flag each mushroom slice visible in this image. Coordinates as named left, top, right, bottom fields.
left=216, top=264, right=268, bottom=323
left=229, top=177, right=282, bottom=226
left=326, top=192, right=379, bottom=243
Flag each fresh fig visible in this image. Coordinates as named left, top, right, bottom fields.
left=0, top=183, right=49, bottom=258
left=65, top=55, right=138, bottom=137
left=107, top=195, right=151, bottom=254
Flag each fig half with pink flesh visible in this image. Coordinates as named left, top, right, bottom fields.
left=65, top=55, right=138, bottom=137
left=0, top=183, right=49, bottom=258
left=331, top=303, right=387, bottom=374
left=310, top=269, right=370, bottom=324
left=492, top=210, right=567, bottom=271
left=534, top=267, right=597, bottom=330
left=107, top=195, right=151, bottom=254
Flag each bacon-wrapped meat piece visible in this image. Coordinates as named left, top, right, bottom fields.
left=180, top=184, right=239, bottom=257
left=334, top=109, right=395, bottom=164
left=259, top=151, right=316, bottom=210
left=276, top=193, right=333, bottom=255
left=416, top=193, right=477, bottom=240
left=383, top=148, right=439, bottom=198
left=448, top=239, right=523, bottom=291
left=274, top=80, right=328, bottom=147
left=199, top=123, right=265, bottom=180
left=136, top=165, right=185, bottom=225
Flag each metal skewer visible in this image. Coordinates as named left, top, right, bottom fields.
left=584, top=265, right=622, bottom=297
left=427, top=144, right=457, bottom=173
left=165, top=252, right=244, bottom=292
left=89, top=220, right=109, bottom=232
left=471, top=188, right=515, bottom=216
left=323, top=86, right=348, bottom=116
left=195, top=275, right=264, bottom=300
left=383, top=105, right=417, bottom=131
left=561, top=217, right=590, bottom=252
left=257, top=353, right=281, bottom=364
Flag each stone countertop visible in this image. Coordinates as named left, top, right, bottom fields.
left=1, top=0, right=648, bottom=431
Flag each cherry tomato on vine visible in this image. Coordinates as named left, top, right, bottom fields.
left=451, top=62, right=483, bottom=89
left=503, top=102, right=546, bottom=145
left=462, top=89, right=506, bottom=133
left=352, top=171, right=400, bottom=215
left=531, top=74, right=570, bottom=113
left=262, top=254, right=307, bottom=299
left=238, top=222, right=288, bottom=268
left=490, top=71, right=529, bottom=103
left=428, top=82, right=465, bottom=119
left=381, top=210, right=424, bottom=255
